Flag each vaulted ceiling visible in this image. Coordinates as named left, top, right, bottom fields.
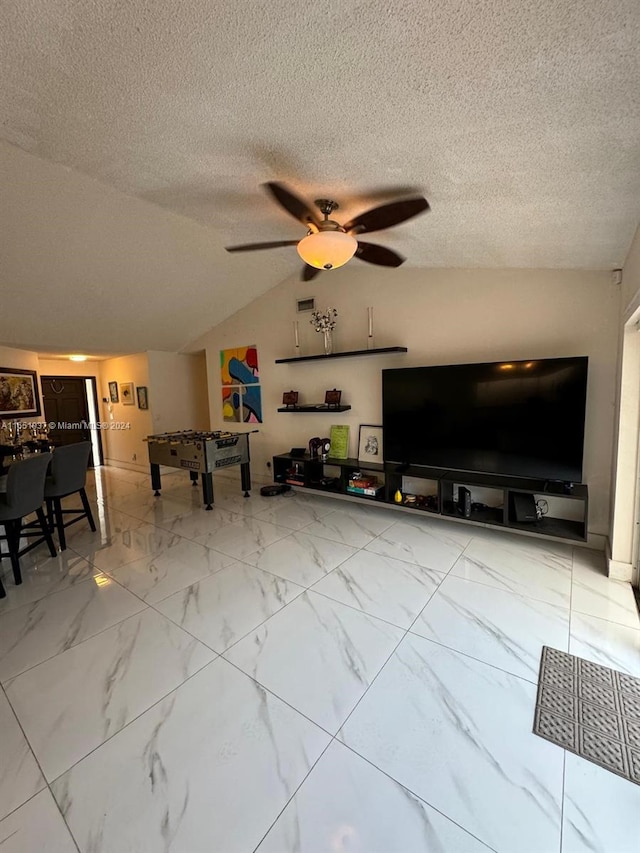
left=1, top=0, right=640, bottom=353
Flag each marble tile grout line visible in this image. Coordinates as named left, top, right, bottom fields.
left=557, top=547, right=580, bottom=853
left=291, top=541, right=502, bottom=852
left=0, top=580, right=149, bottom=686
left=0, top=681, right=82, bottom=853
left=234, top=536, right=497, bottom=853
left=2, top=470, right=631, bottom=852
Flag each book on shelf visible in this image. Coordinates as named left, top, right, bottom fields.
left=347, top=484, right=384, bottom=497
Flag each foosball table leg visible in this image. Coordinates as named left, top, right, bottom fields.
left=201, top=472, right=214, bottom=510
left=151, top=463, right=162, bottom=497
left=241, top=461, right=251, bottom=498
left=190, top=471, right=198, bottom=486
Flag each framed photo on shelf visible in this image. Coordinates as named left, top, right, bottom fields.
left=282, top=390, right=299, bottom=407
left=136, top=386, right=148, bottom=410
left=358, top=424, right=383, bottom=463
left=108, top=381, right=119, bottom=403
left=324, top=388, right=342, bottom=407
left=120, top=382, right=135, bottom=405
left=0, top=367, right=41, bottom=417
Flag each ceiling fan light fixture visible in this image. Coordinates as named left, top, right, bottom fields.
left=297, top=230, right=358, bottom=270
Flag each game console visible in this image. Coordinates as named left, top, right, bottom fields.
left=457, top=486, right=472, bottom=518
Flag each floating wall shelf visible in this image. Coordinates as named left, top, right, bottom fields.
left=277, top=404, right=352, bottom=413
left=275, top=346, right=408, bottom=364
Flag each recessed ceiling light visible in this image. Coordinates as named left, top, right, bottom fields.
left=69, top=355, right=88, bottom=362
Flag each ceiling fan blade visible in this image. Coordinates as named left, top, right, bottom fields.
left=225, top=240, right=299, bottom=253
left=355, top=242, right=405, bottom=267
left=344, top=197, right=430, bottom=235
left=264, top=182, right=321, bottom=228
left=301, top=264, right=321, bottom=281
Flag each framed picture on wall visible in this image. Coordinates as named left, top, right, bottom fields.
left=0, top=367, right=41, bottom=417
left=120, top=382, right=135, bottom=405
left=136, top=386, right=148, bottom=410
left=358, top=424, right=383, bottom=463
left=108, top=381, right=119, bottom=403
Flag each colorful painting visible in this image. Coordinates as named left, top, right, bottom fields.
left=220, top=345, right=262, bottom=423
left=0, top=367, right=41, bottom=417
left=222, top=385, right=262, bottom=423
left=220, top=346, right=259, bottom=386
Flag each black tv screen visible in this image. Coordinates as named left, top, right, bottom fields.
left=382, top=357, right=588, bottom=482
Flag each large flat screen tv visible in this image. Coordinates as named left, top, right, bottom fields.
left=382, top=357, right=588, bottom=482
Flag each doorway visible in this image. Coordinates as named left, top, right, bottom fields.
left=41, top=376, right=103, bottom=467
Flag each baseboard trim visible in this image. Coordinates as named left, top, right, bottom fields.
left=605, top=539, right=635, bottom=582
left=103, top=459, right=148, bottom=474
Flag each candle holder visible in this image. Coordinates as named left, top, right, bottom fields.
left=293, top=320, right=301, bottom=356
left=367, top=307, right=375, bottom=349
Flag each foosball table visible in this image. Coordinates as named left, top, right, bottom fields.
left=145, top=430, right=255, bottom=510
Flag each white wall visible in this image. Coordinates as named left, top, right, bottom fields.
left=97, top=354, right=152, bottom=471
left=609, top=225, right=640, bottom=581
left=190, top=266, right=619, bottom=539
left=147, top=351, right=209, bottom=434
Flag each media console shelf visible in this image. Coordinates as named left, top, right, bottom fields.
left=272, top=453, right=588, bottom=542
left=275, top=346, right=408, bottom=364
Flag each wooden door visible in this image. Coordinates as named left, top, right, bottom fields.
left=41, top=376, right=98, bottom=466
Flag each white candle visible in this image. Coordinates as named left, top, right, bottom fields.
left=294, top=321, right=300, bottom=347
left=368, top=307, right=373, bottom=337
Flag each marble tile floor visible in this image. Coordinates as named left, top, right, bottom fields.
left=1, top=466, right=639, bottom=853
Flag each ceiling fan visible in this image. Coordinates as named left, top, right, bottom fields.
left=225, top=182, right=430, bottom=281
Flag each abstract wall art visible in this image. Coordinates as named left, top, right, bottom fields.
left=220, top=345, right=262, bottom=423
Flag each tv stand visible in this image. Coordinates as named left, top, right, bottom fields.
left=272, top=454, right=588, bottom=543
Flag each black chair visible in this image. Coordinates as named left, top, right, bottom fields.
left=44, top=442, right=96, bottom=551
left=0, top=452, right=56, bottom=599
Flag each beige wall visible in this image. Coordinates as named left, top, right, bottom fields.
left=37, top=359, right=102, bottom=381
left=97, top=354, right=152, bottom=471
left=147, top=351, right=209, bottom=434
left=609, top=225, right=640, bottom=581
left=93, top=351, right=209, bottom=471
left=191, top=266, right=619, bottom=540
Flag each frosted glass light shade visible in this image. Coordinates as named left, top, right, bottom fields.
left=297, top=231, right=358, bottom=270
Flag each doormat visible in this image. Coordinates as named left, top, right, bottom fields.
left=533, top=646, right=640, bottom=785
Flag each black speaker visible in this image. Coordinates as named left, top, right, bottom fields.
left=457, top=486, right=471, bottom=518
left=512, top=493, right=537, bottom=523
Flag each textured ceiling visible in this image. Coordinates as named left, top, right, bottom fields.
left=1, top=0, right=640, bottom=352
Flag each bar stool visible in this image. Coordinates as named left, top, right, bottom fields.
left=0, top=452, right=56, bottom=599
left=44, top=442, right=96, bottom=551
